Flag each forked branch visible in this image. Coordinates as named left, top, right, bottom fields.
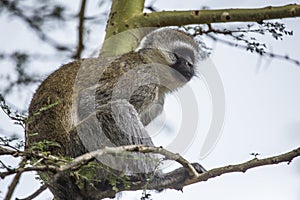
left=2, top=145, right=299, bottom=199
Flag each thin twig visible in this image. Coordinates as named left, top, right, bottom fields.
left=4, top=157, right=26, bottom=200
left=17, top=184, right=48, bottom=200
left=1, top=165, right=58, bottom=178
left=0, top=160, right=12, bottom=171
left=58, top=145, right=201, bottom=176
left=74, top=0, right=87, bottom=59
left=0, top=146, right=67, bottom=162
left=130, top=146, right=201, bottom=177
left=206, top=34, right=300, bottom=66
left=184, top=146, right=300, bottom=185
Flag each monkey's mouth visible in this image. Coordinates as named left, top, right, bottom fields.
left=170, top=57, right=194, bottom=81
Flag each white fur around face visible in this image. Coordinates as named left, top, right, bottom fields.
left=136, top=28, right=201, bottom=66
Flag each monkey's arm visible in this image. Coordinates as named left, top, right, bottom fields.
left=94, top=99, right=160, bottom=174
left=96, top=99, right=154, bottom=146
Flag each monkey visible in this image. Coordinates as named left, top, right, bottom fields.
left=26, top=28, right=205, bottom=199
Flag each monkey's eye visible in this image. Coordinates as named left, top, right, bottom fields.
left=186, top=61, right=193, bottom=68
left=173, top=53, right=179, bottom=59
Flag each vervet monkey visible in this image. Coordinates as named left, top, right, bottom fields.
left=26, top=28, right=204, bottom=199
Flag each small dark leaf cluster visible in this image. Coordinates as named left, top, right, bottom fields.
left=261, top=21, right=293, bottom=40
left=0, top=94, right=26, bottom=126
left=0, top=136, right=20, bottom=146
left=186, top=22, right=299, bottom=66
left=141, top=191, right=153, bottom=200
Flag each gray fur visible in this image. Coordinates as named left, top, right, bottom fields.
left=26, top=28, right=201, bottom=199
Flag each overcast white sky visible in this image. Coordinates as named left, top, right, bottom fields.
left=0, top=0, right=300, bottom=200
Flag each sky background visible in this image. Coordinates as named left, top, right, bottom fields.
left=0, top=0, right=300, bottom=199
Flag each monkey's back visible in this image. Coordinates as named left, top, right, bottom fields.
left=26, top=60, right=82, bottom=155
left=26, top=51, right=160, bottom=156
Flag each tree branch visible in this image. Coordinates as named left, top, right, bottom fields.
left=184, top=147, right=300, bottom=186
left=1, top=165, right=58, bottom=178
left=4, top=170, right=22, bottom=200
left=1, top=142, right=299, bottom=199
left=17, top=184, right=48, bottom=200
left=58, top=145, right=300, bottom=199
left=104, top=0, right=145, bottom=39
left=101, top=3, right=300, bottom=57
left=100, top=0, right=146, bottom=56
left=58, top=145, right=205, bottom=176
left=4, top=158, right=26, bottom=200
left=131, top=4, right=300, bottom=27
left=73, top=0, right=87, bottom=59
left=95, top=146, right=300, bottom=197
left=55, top=145, right=300, bottom=189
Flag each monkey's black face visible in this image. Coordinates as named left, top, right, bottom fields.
left=169, top=53, right=195, bottom=81
left=162, top=46, right=197, bottom=82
